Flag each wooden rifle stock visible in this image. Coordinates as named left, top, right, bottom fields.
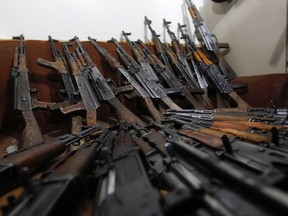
left=219, top=121, right=285, bottom=131
left=210, top=127, right=268, bottom=143
left=107, top=97, right=146, bottom=127
left=37, top=57, right=68, bottom=74
left=21, top=110, right=44, bottom=148
left=178, top=129, right=223, bottom=149
left=161, top=96, right=182, bottom=110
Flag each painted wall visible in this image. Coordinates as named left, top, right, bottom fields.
left=202, top=0, right=287, bottom=76
left=1, top=0, right=286, bottom=76
left=0, top=0, right=202, bottom=42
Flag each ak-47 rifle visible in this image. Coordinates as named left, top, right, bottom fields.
left=10, top=35, right=55, bottom=148
left=37, top=36, right=86, bottom=142
left=185, top=0, right=237, bottom=80
left=72, top=37, right=146, bottom=126
left=110, top=37, right=182, bottom=110
left=170, top=139, right=288, bottom=215
left=92, top=122, right=164, bottom=216
left=0, top=125, right=100, bottom=196
left=145, top=17, right=200, bottom=91
left=178, top=24, right=251, bottom=109
left=150, top=121, right=288, bottom=181
left=165, top=108, right=287, bottom=127
left=163, top=19, right=213, bottom=109
left=63, top=43, right=100, bottom=127
left=88, top=37, right=162, bottom=121
left=1, top=128, right=108, bottom=216
left=37, top=36, right=81, bottom=106
left=131, top=123, right=258, bottom=216
left=122, top=31, right=205, bottom=109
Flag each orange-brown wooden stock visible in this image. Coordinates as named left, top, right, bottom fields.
left=178, top=129, right=223, bottom=149
left=21, top=110, right=44, bottom=148
left=210, top=127, right=268, bottom=143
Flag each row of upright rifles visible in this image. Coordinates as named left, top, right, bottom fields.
left=1, top=0, right=288, bottom=216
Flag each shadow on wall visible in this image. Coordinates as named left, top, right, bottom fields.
left=205, top=0, right=243, bottom=30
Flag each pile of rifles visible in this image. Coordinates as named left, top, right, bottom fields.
left=1, top=1, right=288, bottom=215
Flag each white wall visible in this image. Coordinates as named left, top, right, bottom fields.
left=203, top=0, right=287, bottom=76
left=0, top=0, right=202, bottom=42
left=1, top=0, right=286, bottom=76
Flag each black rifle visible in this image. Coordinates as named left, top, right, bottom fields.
left=185, top=0, right=237, bottom=80
left=170, top=138, right=288, bottom=215
left=178, top=24, right=251, bottom=109
left=0, top=124, right=100, bottom=196
left=2, top=128, right=109, bottom=216
left=10, top=34, right=55, bottom=148
left=72, top=37, right=146, bottom=126
left=150, top=121, right=288, bottom=182
left=136, top=38, right=208, bottom=109
left=92, top=122, right=164, bottom=216
left=110, top=37, right=182, bottom=110
left=163, top=19, right=213, bottom=108
left=36, top=36, right=86, bottom=140
left=145, top=17, right=200, bottom=91
left=130, top=123, right=248, bottom=216
left=37, top=36, right=81, bottom=106
left=88, top=37, right=162, bottom=121
left=63, top=43, right=100, bottom=127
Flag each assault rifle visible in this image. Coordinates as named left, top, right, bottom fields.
left=72, top=37, right=146, bottom=126
left=37, top=36, right=85, bottom=140
left=170, top=139, right=288, bottom=215
left=88, top=37, right=162, bottom=121
left=165, top=108, right=287, bottom=126
left=0, top=124, right=100, bottom=196
left=122, top=31, right=205, bottom=109
left=131, top=123, right=261, bottom=216
left=63, top=43, right=100, bottom=126
left=10, top=34, right=55, bottom=148
left=145, top=17, right=201, bottom=92
left=178, top=24, right=251, bottom=109
left=110, top=37, right=182, bottom=110
left=2, top=128, right=108, bottom=216
left=37, top=36, right=81, bottom=106
left=151, top=121, right=288, bottom=184
left=185, top=0, right=237, bottom=80
left=92, top=122, right=164, bottom=216
left=165, top=115, right=270, bottom=143
left=163, top=19, right=213, bottom=108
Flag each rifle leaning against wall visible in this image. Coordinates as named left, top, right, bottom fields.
left=62, top=42, right=100, bottom=127
left=37, top=36, right=87, bottom=140
left=10, top=34, right=55, bottom=148
left=137, top=37, right=205, bottom=109
left=72, top=37, right=146, bottom=126
left=185, top=0, right=237, bottom=80
left=145, top=17, right=200, bottom=90
left=178, top=24, right=251, bottom=109
left=110, top=37, right=183, bottom=110
left=163, top=19, right=213, bottom=109
left=88, top=37, right=162, bottom=121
